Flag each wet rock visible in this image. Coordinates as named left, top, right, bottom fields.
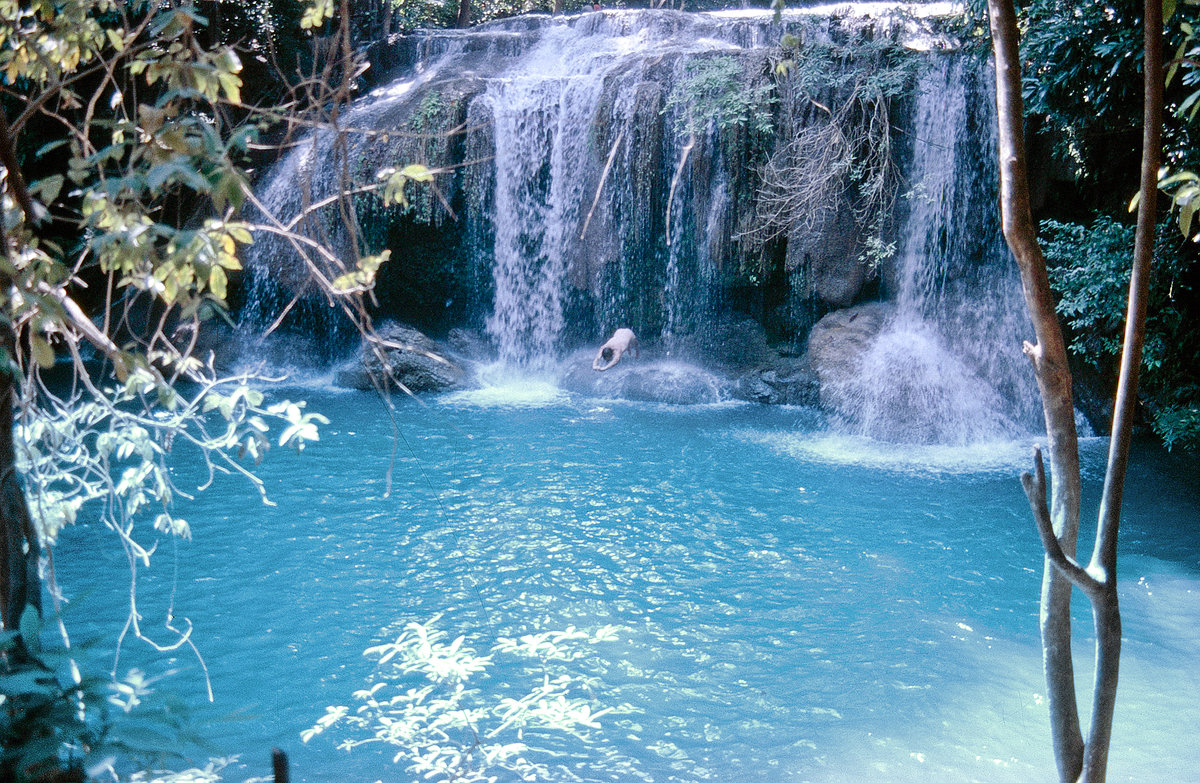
left=785, top=195, right=868, bottom=308
left=733, top=355, right=820, bottom=406
left=335, top=322, right=466, bottom=392
left=677, top=317, right=772, bottom=371
left=804, top=301, right=893, bottom=412
left=446, top=327, right=493, bottom=362
left=559, top=350, right=728, bottom=405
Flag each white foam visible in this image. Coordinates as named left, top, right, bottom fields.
left=740, top=430, right=1039, bottom=476
left=439, top=364, right=569, bottom=408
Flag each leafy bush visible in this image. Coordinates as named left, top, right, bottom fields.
left=664, top=56, right=775, bottom=137
left=1, top=608, right=208, bottom=783
left=1040, top=215, right=1200, bottom=449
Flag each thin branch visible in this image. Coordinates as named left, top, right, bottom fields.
left=1021, top=446, right=1101, bottom=597
left=580, top=127, right=625, bottom=240
left=665, top=134, right=694, bottom=247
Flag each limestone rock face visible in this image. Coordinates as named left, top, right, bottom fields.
left=677, top=317, right=772, bottom=371
left=785, top=198, right=868, bottom=309
left=804, top=302, right=893, bottom=413
left=335, top=322, right=467, bottom=392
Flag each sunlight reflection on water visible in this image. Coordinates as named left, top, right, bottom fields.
left=51, top=390, right=1200, bottom=782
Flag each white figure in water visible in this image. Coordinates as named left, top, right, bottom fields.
left=592, top=328, right=639, bottom=371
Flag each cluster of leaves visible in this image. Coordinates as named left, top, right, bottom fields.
left=664, top=55, right=776, bottom=138
left=302, top=617, right=630, bottom=781
left=0, top=0, right=420, bottom=775
left=748, top=29, right=920, bottom=271
left=1, top=607, right=206, bottom=782
left=1019, top=0, right=1200, bottom=186
left=780, top=30, right=924, bottom=104
left=1040, top=215, right=1200, bottom=449
left=381, top=0, right=602, bottom=35
left=1011, top=0, right=1200, bottom=451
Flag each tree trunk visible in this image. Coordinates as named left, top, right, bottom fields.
left=456, top=0, right=471, bottom=29
left=989, top=0, right=1161, bottom=780
left=0, top=329, right=40, bottom=630
left=986, top=2, right=1084, bottom=777
left=1077, top=1, right=1161, bottom=779
left=0, top=109, right=41, bottom=630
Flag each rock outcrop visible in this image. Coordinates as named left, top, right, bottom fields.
left=732, top=355, right=820, bottom=406
left=335, top=322, right=467, bottom=392
left=804, top=302, right=892, bottom=414
left=559, top=350, right=729, bottom=405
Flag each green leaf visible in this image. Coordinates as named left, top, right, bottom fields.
left=209, top=265, right=228, bottom=300
left=399, top=163, right=434, bottom=183
left=30, top=174, right=64, bottom=204
left=19, top=604, right=41, bottom=652
left=0, top=669, right=59, bottom=698
left=31, top=335, right=55, bottom=369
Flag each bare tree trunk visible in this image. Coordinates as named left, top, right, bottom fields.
left=986, top=3, right=1084, bottom=777
left=1077, top=1, right=1161, bottom=779
left=0, top=324, right=40, bottom=630
left=456, top=0, right=471, bottom=29
left=989, top=0, right=1161, bottom=780
left=0, top=109, right=41, bottom=630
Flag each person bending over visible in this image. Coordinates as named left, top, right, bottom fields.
left=592, top=328, right=639, bottom=371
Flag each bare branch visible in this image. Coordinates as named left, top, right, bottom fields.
left=1021, top=447, right=1101, bottom=597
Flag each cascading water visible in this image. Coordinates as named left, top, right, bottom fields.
left=479, top=26, right=630, bottom=368
left=240, top=8, right=1044, bottom=442
left=832, top=56, right=1042, bottom=444
left=469, top=16, right=754, bottom=366
left=241, top=11, right=796, bottom=368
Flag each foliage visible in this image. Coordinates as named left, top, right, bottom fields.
left=383, top=0, right=597, bottom=34
left=781, top=33, right=924, bottom=103
left=750, top=32, right=920, bottom=268
left=0, top=0, right=426, bottom=777
left=1040, top=215, right=1200, bottom=449
left=1019, top=0, right=1200, bottom=187
left=302, top=617, right=633, bottom=782
left=1, top=606, right=209, bottom=782
left=664, top=56, right=775, bottom=138
left=1, top=607, right=104, bottom=782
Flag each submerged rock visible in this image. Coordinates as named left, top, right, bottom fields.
left=335, top=322, right=467, bottom=392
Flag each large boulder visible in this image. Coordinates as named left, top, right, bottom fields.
left=804, top=302, right=893, bottom=413
left=785, top=196, right=868, bottom=309
left=676, top=317, right=772, bottom=371
left=335, top=322, right=467, bottom=392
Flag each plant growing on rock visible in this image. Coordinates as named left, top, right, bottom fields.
left=750, top=33, right=923, bottom=271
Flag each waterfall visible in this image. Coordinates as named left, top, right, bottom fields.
left=479, top=24, right=636, bottom=367
left=834, top=56, right=1041, bottom=444
left=238, top=7, right=1044, bottom=443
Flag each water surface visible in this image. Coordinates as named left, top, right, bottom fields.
left=53, top=385, right=1200, bottom=782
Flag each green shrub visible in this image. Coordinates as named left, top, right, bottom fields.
left=1040, top=215, right=1200, bottom=450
